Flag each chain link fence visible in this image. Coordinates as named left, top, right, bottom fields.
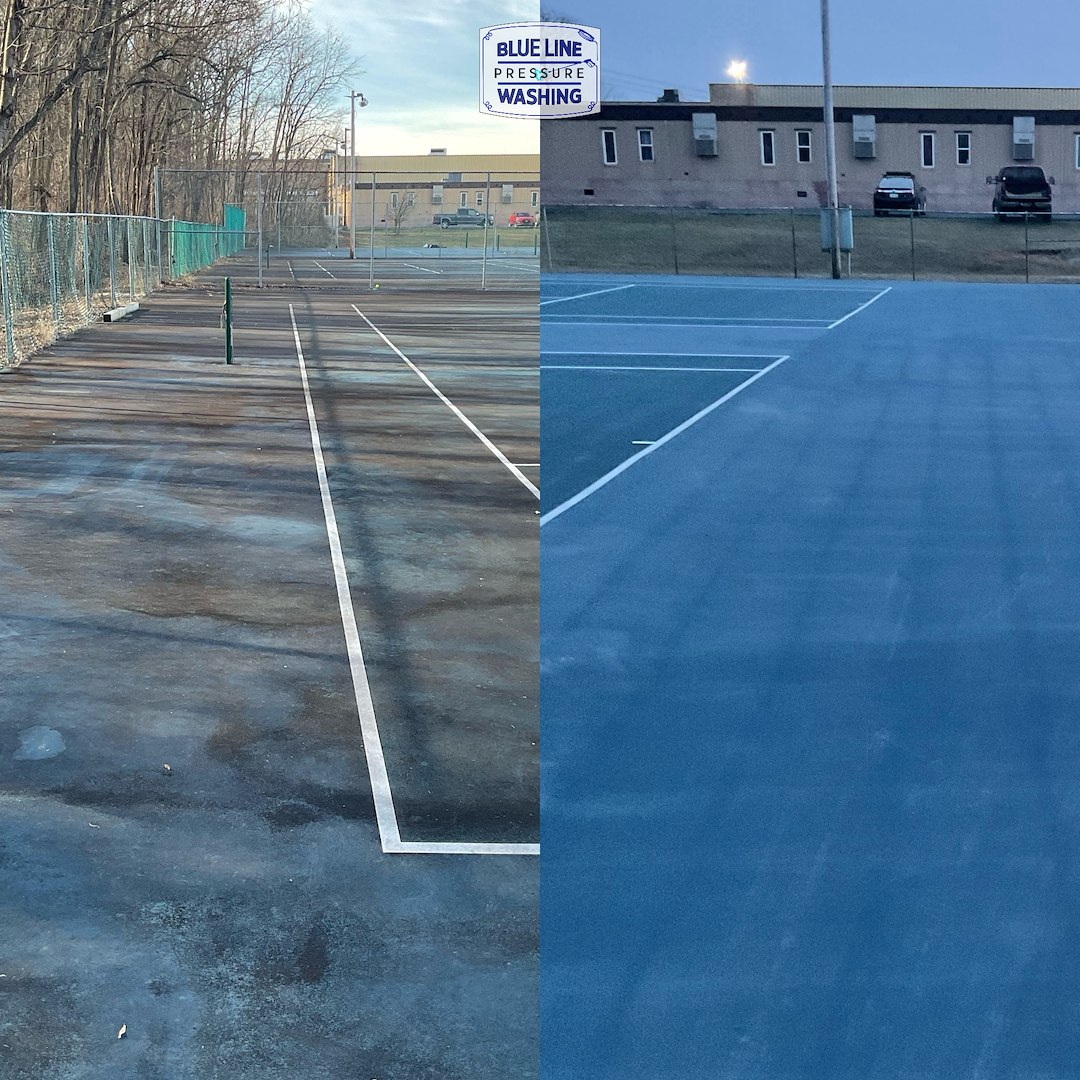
left=0, top=207, right=248, bottom=368
left=541, top=205, right=1080, bottom=284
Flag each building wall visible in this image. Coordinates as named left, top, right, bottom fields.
left=541, top=94, right=1080, bottom=213
left=334, top=153, right=540, bottom=227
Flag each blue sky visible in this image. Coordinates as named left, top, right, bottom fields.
left=545, top=0, right=1080, bottom=101
left=303, top=0, right=540, bottom=156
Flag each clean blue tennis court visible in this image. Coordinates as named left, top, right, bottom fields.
left=541, top=273, right=1080, bottom=1079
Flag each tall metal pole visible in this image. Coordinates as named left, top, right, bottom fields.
left=820, top=0, right=842, bottom=279
left=349, top=91, right=368, bottom=260
left=256, top=172, right=264, bottom=288
left=349, top=95, right=356, bottom=259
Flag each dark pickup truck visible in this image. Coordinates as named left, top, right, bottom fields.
left=988, top=166, right=1054, bottom=220
left=432, top=208, right=494, bottom=228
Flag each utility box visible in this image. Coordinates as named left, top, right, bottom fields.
left=1012, top=116, right=1035, bottom=160
left=692, top=113, right=718, bottom=157
left=852, top=115, right=876, bottom=159
left=820, top=206, right=854, bottom=252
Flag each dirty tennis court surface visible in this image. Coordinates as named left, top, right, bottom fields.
left=0, top=251, right=538, bottom=1078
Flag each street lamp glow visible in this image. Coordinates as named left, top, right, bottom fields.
left=726, top=59, right=748, bottom=83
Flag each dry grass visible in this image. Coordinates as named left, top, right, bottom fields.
left=543, top=206, right=1080, bottom=283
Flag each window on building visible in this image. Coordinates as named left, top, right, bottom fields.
left=459, top=191, right=468, bottom=207
left=390, top=192, right=399, bottom=209
left=406, top=191, right=415, bottom=206
left=601, top=128, right=617, bottom=165
left=530, top=190, right=539, bottom=207
left=795, top=130, right=812, bottom=163
left=476, top=191, right=484, bottom=207
left=920, top=132, right=936, bottom=168
left=502, top=183, right=513, bottom=203
left=956, top=132, right=971, bottom=165
left=638, top=129, right=654, bottom=162
left=760, top=130, right=776, bottom=166
left=432, top=184, right=443, bottom=204
left=1075, top=134, right=1080, bottom=169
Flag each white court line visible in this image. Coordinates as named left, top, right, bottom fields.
left=287, top=261, right=297, bottom=281
left=541, top=351, right=784, bottom=358
left=542, top=365, right=764, bottom=373
left=502, top=263, right=541, bottom=273
left=579, top=280, right=887, bottom=294
left=312, top=260, right=337, bottom=279
left=541, top=354, right=791, bottom=527
left=351, top=304, right=540, bottom=500
left=540, top=283, right=636, bottom=306
left=541, top=319, right=824, bottom=331
left=513, top=463, right=540, bottom=467
left=290, top=305, right=537, bottom=857
left=544, top=314, right=833, bottom=324
left=403, top=263, right=443, bottom=274
left=827, top=286, right=892, bottom=329
left=388, top=840, right=540, bottom=855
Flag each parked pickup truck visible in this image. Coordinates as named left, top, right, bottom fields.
left=432, top=208, right=494, bottom=228
left=988, top=166, right=1054, bottom=221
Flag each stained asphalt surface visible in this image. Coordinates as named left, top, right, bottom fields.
left=541, top=276, right=1080, bottom=1078
left=0, top=252, right=538, bottom=1078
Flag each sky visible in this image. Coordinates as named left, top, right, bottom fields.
left=543, top=0, right=1080, bottom=102
left=303, top=0, right=540, bottom=157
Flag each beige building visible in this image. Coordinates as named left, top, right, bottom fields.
left=541, top=86, right=1080, bottom=213
left=326, top=152, right=540, bottom=228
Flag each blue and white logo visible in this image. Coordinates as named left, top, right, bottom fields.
left=480, top=23, right=600, bottom=120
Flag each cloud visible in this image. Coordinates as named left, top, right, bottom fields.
left=306, top=0, right=540, bottom=154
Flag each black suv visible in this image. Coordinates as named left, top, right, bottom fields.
left=988, top=166, right=1054, bottom=221
left=873, top=172, right=926, bottom=216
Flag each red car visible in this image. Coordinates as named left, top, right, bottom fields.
left=508, top=211, right=537, bottom=227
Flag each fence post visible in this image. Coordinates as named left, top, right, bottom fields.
left=154, top=165, right=166, bottom=282
left=46, top=215, right=60, bottom=328
left=82, top=216, right=92, bottom=316
left=106, top=216, right=117, bottom=308
left=542, top=206, right=553, bottom=271
left=0, top=211, right=15, bottom=365
left=1024, top=213, right=1030, bottom=283
left=909, top=211, right=916, bottom=281
left=127, top=218, right=137, bottom=299
left=142, top=220, right=151, bottom=295
left=669, top=206, right=680, bottom=275
left=481, top=171, right=491, bottom=291
left=790, top=207, right=799, bottom=278
left=369, top=171, right=376, bottom=290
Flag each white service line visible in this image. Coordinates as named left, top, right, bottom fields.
left=350, top=303, right=540, bottom=500
left=502, top=263, right=541, bottom=273
left=312, top=260, right=337, bottom=279
left=288, top=303, right=399, bottom=852
left=542, top=365, right=764, bottom=373
left=540, top=283, right=636, bottom=306
left=403, top=263, right=443, bottom=274
left=544, top=314, right=833, bottom=324
left=827, top=286, right=892, bottom=329
left=541, top=354, right=791, bottom=527
left=541, top=351, right=784, bottom=358
left=289, top=304, right=537, bottom=858
left=541, top=319, right=825, bottom=331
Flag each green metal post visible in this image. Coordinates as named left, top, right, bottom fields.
left=224, top=276, right=233, bottom=365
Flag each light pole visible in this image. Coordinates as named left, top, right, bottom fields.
left=349, top=91, right=368, bottom=259
left=820, top=0, right=842, bottom=279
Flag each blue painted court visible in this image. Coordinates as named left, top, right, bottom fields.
left=541, top=273, right=1080, bottom=1079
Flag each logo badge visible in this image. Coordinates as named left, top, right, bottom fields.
left=480, top=23, right=600, bottom=119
